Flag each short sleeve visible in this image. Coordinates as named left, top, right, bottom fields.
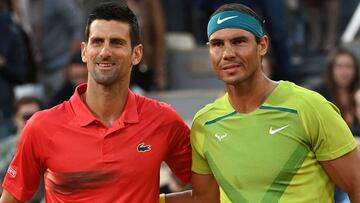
left=2, top=119, right=43, bottom=201
left=191, top=119, right=212, bottom=174
left=300, top=98, right=357, bottom=161
left=164, top=114, right=192, bottom=184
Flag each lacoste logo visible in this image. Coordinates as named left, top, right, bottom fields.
left=7, top=166, right=16, bottom=178
left=215, top=133, right=227, bottom=142
left=217, top=16, right=238, bottom=24
left=269, top=125, right=289, bottom=135
left=137, top=143, right=151, bottom=152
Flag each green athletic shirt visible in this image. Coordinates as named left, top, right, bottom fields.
left=191, top=81, right=357, bottom=203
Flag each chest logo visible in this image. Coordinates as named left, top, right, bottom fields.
left=137, top=143, right=151, bottom=152
left=269, top=125, right=289, bottom=135
left=215, top=133, right=227, bottom=142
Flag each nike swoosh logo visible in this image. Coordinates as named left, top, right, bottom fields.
left=217, top=16, right=238, bottom=24
left=269, top=125, right=289, bottom=135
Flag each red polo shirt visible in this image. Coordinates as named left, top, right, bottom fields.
left=2, top=84, right=191, bottom=203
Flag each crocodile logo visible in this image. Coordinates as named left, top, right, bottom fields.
left=137, top=143, right=151, bottom=152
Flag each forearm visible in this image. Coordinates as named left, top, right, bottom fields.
left=348, top=171, right=360, bottom=203
left=0, top=190, right=24, bottom=203
left=164, top=190, right=194, bottom=203
left=163, top=190, right=219, bottom=203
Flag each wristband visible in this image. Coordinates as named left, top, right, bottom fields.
left=160, top=193, right=166, bottom=203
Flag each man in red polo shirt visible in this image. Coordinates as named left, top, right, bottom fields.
left=0, top=2, right=191, bottom=203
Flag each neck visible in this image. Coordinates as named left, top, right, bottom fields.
left=226, top=76, right=277, bottom=113
left=82, top=81, right=129, bottom=127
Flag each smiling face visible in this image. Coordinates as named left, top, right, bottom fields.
left=81, top=20, right=142, bottom=87
left=207, top=28, right=268, bottom=86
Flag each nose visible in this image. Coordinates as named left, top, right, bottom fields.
left=223, top=43, right=235, bottom=60
left=99, top=43, right=111, bottom=59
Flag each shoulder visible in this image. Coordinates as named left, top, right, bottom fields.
left=193, top=94, right=231, bottom=126
left=27, top=102, right=71, bottom=130
left=274, top=81, right=337, bottom=113
left=134, top=94, right=184, bottom=122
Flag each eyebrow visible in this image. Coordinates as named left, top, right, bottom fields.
left=209, top=35, right=248, bottom=43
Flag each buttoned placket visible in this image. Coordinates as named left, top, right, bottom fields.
left=96, top=120, right=128, bottom=163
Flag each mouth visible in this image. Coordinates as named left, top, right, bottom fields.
left=96, top=62, right=115, bottom=70
left=221, top=63, right=240, bottom=70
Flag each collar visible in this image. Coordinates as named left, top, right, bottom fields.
left=69, top=84, right=139, bottom=127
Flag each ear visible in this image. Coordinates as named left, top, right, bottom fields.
left=81, top=42, right=87, bottom=63
left=258, top=35, right=269, bottom=56
left=132, top=44, right=143, bottom=66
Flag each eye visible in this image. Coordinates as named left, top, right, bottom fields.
left=233, top=38, right=245, bottom=45
left=111, top=39, right=126, bottom=47
left=209, top=41, right=223, bottom=48
left=91, top=38, right=103, bottom=45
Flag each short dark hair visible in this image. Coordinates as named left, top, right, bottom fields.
left=84, top=2, right=140, bottom=47
left=14, top=96, right=43, bottom=114
left=212, top=3, right=264, bottom=43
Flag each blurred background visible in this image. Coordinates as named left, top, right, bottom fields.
left=1, top=0, right=360, bottom=202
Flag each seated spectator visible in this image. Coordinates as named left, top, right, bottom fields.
left=47, top=53, right=87, bottom=108
left=0, top=0, right=32, bottom=139
left=0, top=96, right=43, bottom=202
left=315, top=48, right=359, bottom=203
left=127, top=0, right=167, bottom=91
left=304, top=0, right=339, bottom=53
left=315, top=49, right=359, bottom=127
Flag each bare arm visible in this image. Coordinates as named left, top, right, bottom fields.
left=165, top=172, right=220, bottom=203
left=320, top=147, right=360, bottom=202
left=0, top=190, right=24, bottom=203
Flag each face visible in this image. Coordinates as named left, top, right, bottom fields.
left=15, top=102, right=41, bottom=132
left=207, top=28, right=268, bottom=85
left=332, top=54, right=356, bottom=88
left=81, top=20, right=142, bottom=86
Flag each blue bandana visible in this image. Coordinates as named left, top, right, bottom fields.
left=207, top=10, right=264, bottom=38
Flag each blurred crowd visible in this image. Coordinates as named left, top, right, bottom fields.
left=1, top=0, right=360, bottom=202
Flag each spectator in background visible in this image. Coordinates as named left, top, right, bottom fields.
left=304, top=0, right=339, bottom=53
left=15, top=0, right=82, bottom=100
left=47, top=52, right=87, bottom=108
left=0, top=0, right=31, bottom=139
left=0, top=96, right=43, bottom=202
left=315, top=49, right=359, bottom=128
left=315, top=48, right=360, bottom=203
left=126, top=0, right=167, bottom=91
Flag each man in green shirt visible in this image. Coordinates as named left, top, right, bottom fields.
left=165, top=3, right=360, bottom=203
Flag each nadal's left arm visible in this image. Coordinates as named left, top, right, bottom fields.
left=321, top=147, right=360, bottom=202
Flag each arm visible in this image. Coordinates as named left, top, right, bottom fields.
left=165, top=172, right=220, bottom=203
left=0, top=190, right=24, bottom=203
left=320, top=147, right=360, bottom=202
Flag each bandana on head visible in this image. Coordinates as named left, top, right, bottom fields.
left=207, top=10, right=264, bottom=39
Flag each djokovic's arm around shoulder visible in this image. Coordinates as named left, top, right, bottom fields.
left=164, top=172, right=220, bottom=203
left=320, top=147, right=360, bottom=202
left=0, top=189, right=24, bottom=203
